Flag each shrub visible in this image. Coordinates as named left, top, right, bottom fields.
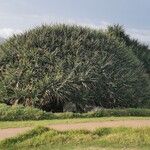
left=107, top=24, right=150, bottom=75
left=0, top=103, right=150, bottom=121
left=0, top=24, right=149, bottom=111
left=85, top=108, right=150, bottom=117
left=0, top=103, right=50, bottom=121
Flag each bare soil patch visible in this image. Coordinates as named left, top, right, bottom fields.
left=0, top=127, right=31, bottom=140
left=47, top=120, right=150, bottom=131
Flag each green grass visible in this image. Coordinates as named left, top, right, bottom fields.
left=0, top=126, right=150, bottom=150
left=0, top=117, right=149, bottom=129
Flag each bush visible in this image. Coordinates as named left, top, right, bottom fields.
left=0, top=103, right=150, bottom=121
left=0, top=24, right=149, bottom=112
left=0, top=103, right=50, bottom=121
left=85, top=108, right=150, bottom=117
left=107, top=24, right=150, bottom=75
left=54, top=112, right=83, bottom=119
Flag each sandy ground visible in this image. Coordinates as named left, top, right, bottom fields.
left=0, top=120, right=150, bottom=140
left=0, top=127, right=31, bottom=140
left=47, top=119, right=150, bottom=131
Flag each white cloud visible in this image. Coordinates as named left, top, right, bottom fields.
left=54, top=19, right=110, bottom=30
left=75, top=21, right=110, bottom=29
left=0, top=19, right=110, bottom=38
left=0, top=28, right=22, bottom=38
left=127, top=28, right=150, bottom=45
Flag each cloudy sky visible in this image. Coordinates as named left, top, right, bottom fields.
left=0, top=0, right=150, bottom=44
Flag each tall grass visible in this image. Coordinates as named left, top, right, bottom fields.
left=0, top=126, right=150, bottom=149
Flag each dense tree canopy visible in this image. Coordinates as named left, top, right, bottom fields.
left=0, top=24, right=149, bottom=112
left=107, top=25, right=150, bottom=75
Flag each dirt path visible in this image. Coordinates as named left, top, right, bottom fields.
left=0, top=120, right=150, bottom=140
left=0, top=127, right=31, bottom=140
left=47, top=120, right=150, bottom=131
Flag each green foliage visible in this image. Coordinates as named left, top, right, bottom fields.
left=0, top=24, right=149, bottom=111
left=85, top=108, right=150, bottom=117
left=107, top=24, right=150, bottom=75
left=0, top=103, right=49, bottom=121
left=0, top=103, right=150, bottom=121
left=0, top=126, right=150, bottom=149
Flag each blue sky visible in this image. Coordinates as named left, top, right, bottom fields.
left=0, top=0, right=150, bottom=44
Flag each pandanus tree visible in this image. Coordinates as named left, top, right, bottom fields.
left=107, top=24, right=150, bottom=75
left=0, top=24, right=149, bottom=112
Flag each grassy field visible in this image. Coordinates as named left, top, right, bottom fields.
left=0, top=117, right=150, bottom=149
left=0, top=117, right=149, bottom=129
left=0, top=126, right=150, bottom=150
